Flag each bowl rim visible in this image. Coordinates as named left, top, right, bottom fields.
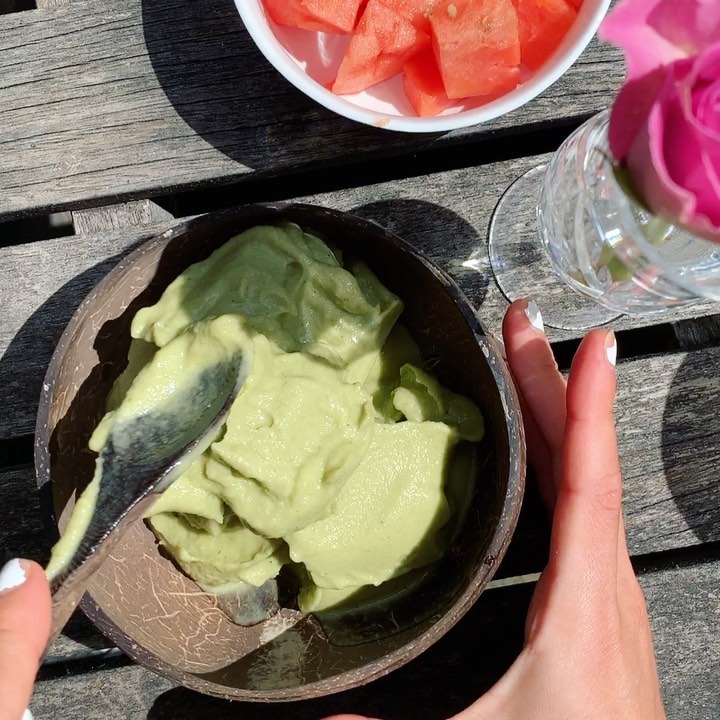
left=234, top=0, right=612, bottom=133
left=35, top=202, right=526, bottom=701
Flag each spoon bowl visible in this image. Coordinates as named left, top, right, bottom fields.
left=47, top=353, right=248, bottom=645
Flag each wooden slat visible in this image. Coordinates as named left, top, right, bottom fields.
left=26, top=562, right=720, bottom=720
left=617, top=351, right=720, bottom=554
left=72, top=200, right=174, bottom=236
left=2, top=153, right=720, bottom=439
left=0, top=0, right=625, bottom=218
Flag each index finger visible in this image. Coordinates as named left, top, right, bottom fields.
left=549, top=329, right=622, bottom=590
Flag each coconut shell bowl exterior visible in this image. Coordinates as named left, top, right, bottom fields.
left=35, top=203, right=525, bottom=701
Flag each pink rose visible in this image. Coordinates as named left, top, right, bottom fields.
left=599, top=0, right=720, bottom=242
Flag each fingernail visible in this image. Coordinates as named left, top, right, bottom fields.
left=524, top=300, right=544, bottom=333
left=23, top=709, right=34, bottom=720
left=605, top=331, right=617, bottom=366
left=0, top=559, right=28, bottom=594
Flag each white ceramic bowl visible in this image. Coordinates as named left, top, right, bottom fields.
left=235, top=0, right=611, bottom=133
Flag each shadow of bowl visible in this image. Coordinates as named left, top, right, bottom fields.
left=35, top=202, right=525, bottom=701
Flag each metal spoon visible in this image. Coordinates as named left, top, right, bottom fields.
left=47, top=354, right=251, bottom=647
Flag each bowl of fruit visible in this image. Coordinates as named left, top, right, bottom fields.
left=235, top=0, right=611, bottom=131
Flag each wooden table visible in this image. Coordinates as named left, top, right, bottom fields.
left=1, top=0, right=719, bottom=717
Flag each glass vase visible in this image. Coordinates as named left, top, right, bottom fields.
left=488, top=110, right=720, bottom=330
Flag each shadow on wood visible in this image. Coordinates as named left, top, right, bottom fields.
left=349, top=199, right=491, bottom=311
left=662, top=351, right=720, bottom=545
left=140, top=0, right=433, bottom=173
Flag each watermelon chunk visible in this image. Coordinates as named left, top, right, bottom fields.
left=514, top=0, right=578, bottom=71
left=430, top=0, right=522, bottom=100
left=385, top=0, right=437, bottom=33
left=301, top=0, right=367, bottom=34
left=263, top=0, right=335, bottom=32
left=567, top=0, right=583, bottom=8
left=333, top=0, right=430, bottom=95
left=403, top=46, right=454, bottom=116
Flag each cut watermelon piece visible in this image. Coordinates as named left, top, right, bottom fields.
left=384, top=0, right=437, bottom=33
left=567, top=0, right=583, bottom=8
left=301, top=0, right=367, bottom=34
left=263, top=0, right=336, bottom=32
left=430, top=0, right=522, bottom=100
left=403, top=46, right=454, bottom=116
left=333, top=0, right=430, bottom=95
left=514, top=0, right=578, bottom=71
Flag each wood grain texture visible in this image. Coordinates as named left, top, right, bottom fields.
left=0, top=0, right=624, bottom=218
left=617, top=350, right=720, bottom=554
left=26, top=563, right=720, bottom=720
left=3, top=153, right=719, bottom=439
left=72, top=200, right=174, bottom=236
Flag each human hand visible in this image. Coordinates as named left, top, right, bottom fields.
left=453, top=300, right=666, bottom=719
left=0, top=559, right=51, bottom=720
left=326, top=300, right=665, bottom=720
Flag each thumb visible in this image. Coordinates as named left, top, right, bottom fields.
left=0, top=559, right=52, bottom=720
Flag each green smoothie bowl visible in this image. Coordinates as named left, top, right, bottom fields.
left=35, top=203, right=525, bottom=701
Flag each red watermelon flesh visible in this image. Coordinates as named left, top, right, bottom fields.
left=263, top=0, right=337, bottom=32
left=403, top=46, right=454, bottom=116
left=301, top=0, right=367, bottom=34
left=333, top=0, right=430, bottom=95
left=385, top=0, right=437, bottom=33
left=514, top=0, right=578, bottom=71
left=430, top=0, right=521, bottom=100
left=567, top=0, right=583, bottom=8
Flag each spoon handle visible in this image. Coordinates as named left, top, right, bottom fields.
left=46, top=494, right=156, bottom=654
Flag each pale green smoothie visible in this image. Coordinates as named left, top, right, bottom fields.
left=48, top=223, right=484, bottom=612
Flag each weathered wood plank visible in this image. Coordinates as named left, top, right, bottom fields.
left=2, top=153, right=719, bottom=439
left=0, top=223, right=172, bottom=439
left=27, top=563, right=720, bottom=720
left=0, top=0, right=625, bottom=218
left=72, top=200, right=174, bottom=236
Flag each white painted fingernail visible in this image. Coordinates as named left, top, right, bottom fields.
left=606, top=332, right=617, bottom=366
left=524, top=300, right=544, bottom=333
left=0, top=559, right=27, bottom=593
left=23, top=708, right=34, bottom=720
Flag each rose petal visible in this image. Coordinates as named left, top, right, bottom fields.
left=694, top=77, right=720, bottom=136
left=647, top=0, right=720, bottom=59
left=691, top=46, right=720, bottom=137
left=608, top=69, right=666, bottom=161
left=684, top=46, right=720, bottom=223
left=600, top=0, right=720, bottom=80
left=600, top=0, right=683, bottom=79
left=626, top=72, right=720, bottom=242
left=664, top=83, right=720, bottom=226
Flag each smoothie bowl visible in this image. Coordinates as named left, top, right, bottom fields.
left=36, top=203, right=525, bottom=700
